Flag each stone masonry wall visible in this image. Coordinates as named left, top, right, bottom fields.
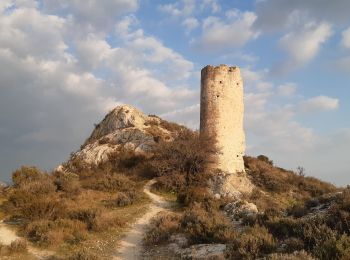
left=200, top=65, right=245, bottom=174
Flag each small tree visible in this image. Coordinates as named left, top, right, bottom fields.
left=297, top=166, right=306, bottom=177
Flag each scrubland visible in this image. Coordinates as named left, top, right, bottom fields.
left=0, top=121, right=349, bottom=259
left=145, top=128, right=350, bottom=260
left=0, top=150, right=152, bottom=259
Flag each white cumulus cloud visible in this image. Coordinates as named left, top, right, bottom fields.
left=182, top=17, right=199, bottom=34
left=194, top=10, right=259, bottom=51
left=277, top=83, right=297, bottom=97
left=299, top=95, right=339, bottom=113
left=341, top=27, right=350, bottom=48
left=278, top=22, right=332, bottom=71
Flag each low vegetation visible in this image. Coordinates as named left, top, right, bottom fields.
left=0, top=148, right=152, bottom=259
left=144, top=125, right=348, bottom=259
left=1, top=118, right=348, bottom=259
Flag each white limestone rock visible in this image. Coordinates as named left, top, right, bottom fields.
left=64, top=105, right=172, bottom=169
left=224, top=200, right=258, bottom=220
left=178, top=244, right=226, bottom=260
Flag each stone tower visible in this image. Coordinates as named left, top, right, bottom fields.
left=200, top=64, right=245, bottom=174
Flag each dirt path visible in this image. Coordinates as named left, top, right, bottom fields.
left=0, top=221, right=18, bottom=245
left=0, top=220, right=53, bottom=259
left=114, top=179, right=171, bottom=260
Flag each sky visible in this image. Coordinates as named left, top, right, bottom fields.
left=0, top=0, right=349, bottom=185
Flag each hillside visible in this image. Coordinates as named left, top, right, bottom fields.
left=0, top=105, right=349, bottom=260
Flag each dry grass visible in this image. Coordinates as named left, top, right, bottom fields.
left=0, top=240, right=34, bottom=259
left=244, top=156, right=338, bottom=212
left=226, top=225, right=276, bottom=259
left=144, top=212, right=181, bottom=245
left=1, top=164, right=151, bottom=259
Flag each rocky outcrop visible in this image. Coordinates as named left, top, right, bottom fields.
left=166, top=234, right=226, bottom=260
left=63, top=105, right=173, bottom=169
left=224, top=200, right=258, bottom=220
left=178, top=244, right=226, bottom=260
left=209, top=171, right=254, bottom=200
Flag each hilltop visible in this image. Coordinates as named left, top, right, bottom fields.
left=0, top=105, right=349, bottom=260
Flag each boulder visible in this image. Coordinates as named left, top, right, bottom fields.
left=224, top=200, right=258, bottom=220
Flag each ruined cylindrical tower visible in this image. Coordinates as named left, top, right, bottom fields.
left=200, top=64, right=245, bottom=174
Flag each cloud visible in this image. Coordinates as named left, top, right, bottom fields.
left=194, top=10, right=259, bottom=51
left=182, top=17, right=199, bottom=34
left=219, top=52, right=259, bottom=64
left=0, top=3, right=197, bottom=181
left=0, top=7, right=67, bottom=58
left=158, top=0, right=195, bottom=18
left=299, top=96, right=339, bottom=113
left=254, top=0, right=350, bottom=32
left=277, top=83, right=297, bottom=97
left=241, top=67, right=270, bottom=92
left=160, top=104, right=200, bottom=129
left=335, top=56, right=350, bottom=72
left=44, top=0, right=138, bottom=32
left=341, top=27, right=350, bottom=48
left=200, top=0, right=221, bottom=13
left=277, top=22, right=332, bottom=71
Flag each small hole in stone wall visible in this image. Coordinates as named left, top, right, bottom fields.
left=216, top=95, right=219, bottom=98
left=219, top=81, right=223, bottom=84
left=237, top=155, right=239, bottom=157
left=236, top=83, right=239, bottom=86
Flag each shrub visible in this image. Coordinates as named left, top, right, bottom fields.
left=159, top=119, right=186, bottom=133
left=144, top=212, right=181, bottom=245
left=8, top=176, right=56, bottom=207
left=12, top=166, right=43, bottom=186
left=266, top=250, right=314, bottom=260
left=54, top=171, right=81, bottom=195
left=227, top=225, right=276, bottom=259
left=177, top=187, right=212, bottom=207
left=287, top=203, right=308, bottom=218
left=244, top=156, right=337, bottom=199
left=181, top=204, right=234, bottom=244
left=82, top=173, right=135, bottom=193
left=112, top=148, right=147, bottom=169
left=257, top=155, right=273, bottom=165
left=113, top=190, right=141, bottom=207
left=283, top=237, right=305, bottom=253
left=113, top=192, right=132, bottom=207
left=91, top=212, right=123, bottom=232
left=8, top=239, right=27, bottom=253
left=24, top=219, right=87, bottom=246
left=152, top=174, right=186, bottom=193
left=68, top=248, right=100, bottom=260
left=69, top=208, right=100, bottom=231
left=20, top=196, right=67, bottom=221
left=150, top=130, right=216, bottom=179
